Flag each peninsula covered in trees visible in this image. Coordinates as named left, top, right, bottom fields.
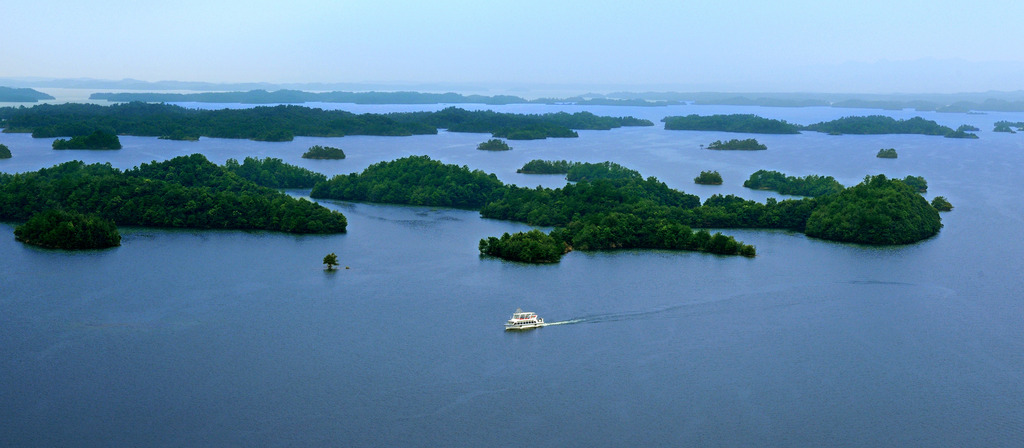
left=0, top=143, right=10, bottom=159
left=51, top=130, right=122, bottom=150
left=302, top=145, right=346, bottom=159
left=707, top=138, right=767, bottom=150
left=14, top=209, right=121, bottom=250
left=804, top=175, right=941, bottom=245
left=743, top=170, right=844, bottom=197
left=663, top=114, right=801, bottom=134
left=0, top=103, right=652, bottom=142
left=0, top=86, right=54, bottom=102
left=0, top=154, right=348, bottom=234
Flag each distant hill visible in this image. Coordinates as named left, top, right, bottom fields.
left=0, top=86, right=54, bottom=102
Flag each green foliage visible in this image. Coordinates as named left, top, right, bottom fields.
left=14, top=209, right=120, bottom=249
left=0, top=86, right=54, bottom=102
left=0, top=143, right=10, bottom=159
left=993, top=121, right=1023, bottom=133
left=876, top=148, right=898, bottom=158
left=901, top=175, right=927, bottom=192
left=565, top=162, right=641, bottom=182
left=706, top=138, right=767, bottom=150
left=323, top=252, right=339, bottom=270
left=931, top=196, right=953, bottom=212
left=517, top=159, right=578, bottom=174
left=662, top=114, right=801, bottom=134
left=0, top=155, right=347, bottom=234
left=1, top=103, right=650, bottom=142
left=945, top=125, right=980, bottom=139
left=742, top=170, right=844, bottom=197
left=479, top=229, right=566, bottom=263
left=481, top=177, right=701, bottom=227
left=224, top=157, right=326, bottom=188
left=477, top=139, right=512, bottom=151
left=804, top=175, right=941, bottom=244
left=310, top=156, right=505, bottom=209
left=52, top=130, right=122, bottom=150
left=804, top=116, right=953, bottom=135
left=549, top=212, right=755, bottom=256
left=694, top=170, right=723, bottom=185
left=302, top=145, right=346, bottom=159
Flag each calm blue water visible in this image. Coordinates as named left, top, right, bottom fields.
left=2, top=103, right=1023, bottom=447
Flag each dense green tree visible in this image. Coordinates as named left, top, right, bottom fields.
left=742, top=170, right=844, bottom=197
left=477, top=139, right=512, bottom=151
left=694, top=170, right=723, bottom=185
left=0, top=155, right=347, bottom=234
left=662, top=114, right=801, bottom=134
left=804, top=175, right=941, bottom=244
left=565, top=162, right=642, bottom=182
left=14, top=209, right=121, bottom=249
left=876, top=148, right=898, bottom=158
left=302, top=145, right=346, bottom=159
left=931, top=196, right=953, bottom=211
left=323, top=252, right=339, bottom=270
left=52, top=130, right=122, bottom=149
left=479, top=229, right=566, bottom=263
left=311, top=156, right=505, bottom=209
left=224, top=156, right=326, bottom=188
left=1, top=103, right=650, bottom=143
left=901, top=175, right=928, bottom=192
left=706, top=138, right=767, bottom=150
left=804, top=116, right=953, bottom=135
left=517, top=159, right=578, bottom=174
left=0, top=143, right=10, bottom=159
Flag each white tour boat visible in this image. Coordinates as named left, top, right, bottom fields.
left=505, top=308, right=544, bottom=330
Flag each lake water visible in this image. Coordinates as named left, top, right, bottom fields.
left=2, top=103, right=1023, bottom=447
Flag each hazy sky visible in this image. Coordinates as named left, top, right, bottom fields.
left=5, top=0, right=1024, bottom=93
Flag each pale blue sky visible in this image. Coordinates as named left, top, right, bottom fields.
left=4, top=0, right=1024, bottom=92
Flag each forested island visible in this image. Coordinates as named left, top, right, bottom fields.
left=663, top=114, right=801, bottom=134
left=302, top=145, right=346, bottom=159
left=0, top=86, right=54, bottom=102
left=477, top=139, right=512, bottom=151
left=706, top=138, right=767, bottom=150
left=694, top=171, right=723, bottom=185
left=52, top=130, right=122, bottom=150
left=803, top=116, right=955, bottom=136
left=310, top=155, right=945, bottom=262
left=0, top=143, right=10, bottom=159
left=876, top=148, right=898, bottom=158
left=517, top=159, right=577, bottom=174
left=14, top=209, right=121, bottom=250
left=993, top=122, right=1021, bottom=133
left=0, top=103, right=651, bottom=142
left=0, top=154, right=347, bottom=234
left=743, top=170, right=844, bottom=197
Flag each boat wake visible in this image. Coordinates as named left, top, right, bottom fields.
left=540, top=305, right=690, bottom=327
